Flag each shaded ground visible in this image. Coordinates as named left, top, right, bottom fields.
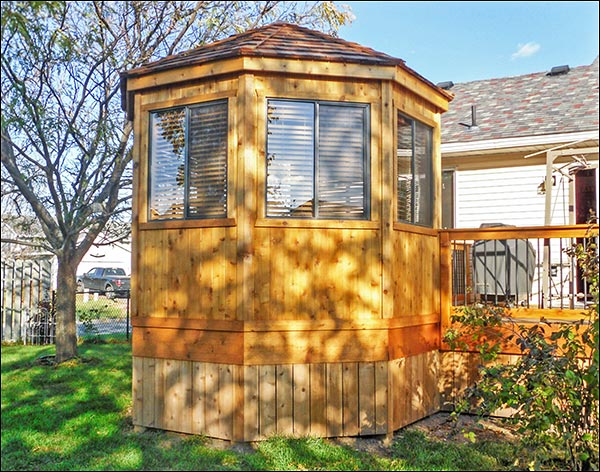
left=333, top=411, right=518, bottom=457
left=200, top=411, right=518, bottom=457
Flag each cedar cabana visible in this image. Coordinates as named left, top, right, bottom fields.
left=121, top=22, right=452, bottom=441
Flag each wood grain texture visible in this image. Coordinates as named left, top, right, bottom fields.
left=132, top=354, right=442, bottom=441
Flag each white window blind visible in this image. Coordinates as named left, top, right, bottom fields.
left=149, top=100, right=228, bottom=220
left=187, top=103, right=228, bottom=218
left=266, top=99, right=369, bottom=219
left=266, top=100, right=315, bottom=217
left=318, top=104, right=366, bottom=218
left=397, top=112, right=433, bottom=226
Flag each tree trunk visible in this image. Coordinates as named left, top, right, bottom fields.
left=54, top=256, right=79, bottom=363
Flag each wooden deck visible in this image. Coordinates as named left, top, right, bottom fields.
left=440, top=224, right=597, bottom=328
left=439, top=223, right=598, bottom=409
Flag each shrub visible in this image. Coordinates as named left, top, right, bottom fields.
left=444, top=226, right=599, bottom=471
left=76, top=301, right=114, bottom=340
left=76, top=300, right=119, bottom=320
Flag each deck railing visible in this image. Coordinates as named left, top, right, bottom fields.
left=440, top=224, right=598, bottom=332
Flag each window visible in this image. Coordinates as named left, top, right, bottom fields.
left=442, top=170, right=455, bottom=229
left=149, top=100, right=228, bottom=221
left=397, top=112, right=433, bottom=226
left=266, top=99, right=369, bottom=219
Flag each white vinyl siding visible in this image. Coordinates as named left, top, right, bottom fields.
left=454, top=165, right=571, bottom=228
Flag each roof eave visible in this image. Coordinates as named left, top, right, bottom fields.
left=441, top=130, right=600, bottom=156
left=121, top=55, right=452, bottom=118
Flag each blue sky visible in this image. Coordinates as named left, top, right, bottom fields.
left=338, top=1, right=599, bottom=84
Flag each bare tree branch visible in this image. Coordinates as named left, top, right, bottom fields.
left=1, top=0, right=352, bottom=363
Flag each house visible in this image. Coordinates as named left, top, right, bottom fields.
left=439, top=58, right=598, bottom=309
left=77, top=223, right=132, bottom=276
left=1, top=215, right=56, bottom=342
left=120, top=22, right=453, bottom=441
left=440, top=57, right=599, bottom=229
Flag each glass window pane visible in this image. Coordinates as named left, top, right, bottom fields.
left=318, top=104, right=366, bottom=219
left=187, top=101, right=228, bottom=219
left=397, top=113, right=433, bottom=227
left=266, top=100, right=315, bottom=217
left=442, top=170, right=455, bottom=229
left=397, top=113, right=413, bottom=222
left=149, top=108, right=186, bottom=220
left=414, top=121, right=433, bottom=226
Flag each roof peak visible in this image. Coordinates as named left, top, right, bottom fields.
left=443, top=57, right=598, bottom=87
left=121, top=21, right=454, bottom=118
left=126, top=21, right=406, bottom=78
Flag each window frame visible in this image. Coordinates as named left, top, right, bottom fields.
left=147, top=98, right=230, bottom=223
left=396, top=111, right=434, bottom=228
left=264, top=98, right=371, bottom=221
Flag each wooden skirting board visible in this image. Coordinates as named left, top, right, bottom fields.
left=132, top=351, right=440, bottom=441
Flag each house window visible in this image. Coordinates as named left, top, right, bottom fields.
left=266, top=99, right=370, bottom=219
left=442, top=169, right=455, bottom=229
left=397, top=112, right=433, bottom=226
left=149, top=99, right=228, bottom=221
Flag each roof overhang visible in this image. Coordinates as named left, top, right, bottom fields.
left=121, top=55, right=452, bottom=120
left=441, top=130, right=599, bottom=157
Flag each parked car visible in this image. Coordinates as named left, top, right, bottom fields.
left=76, top=267, right=131, bottom=299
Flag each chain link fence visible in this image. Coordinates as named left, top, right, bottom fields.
left=75, top=290, right=131, bottom=343
left=22, top=290, right=131, bottom=345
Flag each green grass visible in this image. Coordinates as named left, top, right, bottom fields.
left=2, top=342, right=525, bottom=471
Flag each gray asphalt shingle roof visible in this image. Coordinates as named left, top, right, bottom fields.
left=441, top=57, right=599, bottom=144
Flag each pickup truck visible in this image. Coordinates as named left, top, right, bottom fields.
left=76, top=267, right=131, bottom=299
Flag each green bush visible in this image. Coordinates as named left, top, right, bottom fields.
left=76, top=300, right=115, bottom=320
left=76, top=301, right=117, bottom=340
left=444, top=227, right=599, bottom=471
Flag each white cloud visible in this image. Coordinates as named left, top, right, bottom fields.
left=511, top=42, right=541, bottom=59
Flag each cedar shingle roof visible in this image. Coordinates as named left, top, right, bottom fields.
left=441, top=57, right=599, bottom=144
left=125, top=21, right=405, bottom=78
left=120, top=22, right=454, bottom=119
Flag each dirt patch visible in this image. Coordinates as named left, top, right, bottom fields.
left=403, top=411, right=518, bottom=444
left=156, top=411, right=518, bottom=457
left=332, top=411, right=518, bottom=457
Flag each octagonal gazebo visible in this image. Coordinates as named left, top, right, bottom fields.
left=121, top=22, right=452, bottom=441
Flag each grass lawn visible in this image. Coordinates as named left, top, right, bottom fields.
left=2, top=342, right=530, bottom=471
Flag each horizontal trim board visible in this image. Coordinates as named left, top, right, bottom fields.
left=392, top=222, right=438, bottom=236
left=125, top=58, right=449, bottom=113
left=139, top=218, right=236, bottom=230
left=255, top=218, right=380, bottom=230
left=132, top=318, right=440, bottom=364
left=443, top=224, right=596, bottom=241
left=133, top=327, right=244, bottom=364
left=132, top=314, right=440, bottom=331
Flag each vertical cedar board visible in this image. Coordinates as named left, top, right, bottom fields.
left=132, top=355, right=442, bottom=440
left=276, top=365, right=293, bottom=435
left=292, top=364, right=311, bottom=436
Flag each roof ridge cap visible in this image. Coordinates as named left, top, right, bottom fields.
left=452, top=60, right=599, bottom=87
